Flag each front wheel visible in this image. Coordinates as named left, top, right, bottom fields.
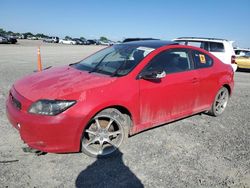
left=81, top=108, right=128, bottom=157
left=209, top=87, right=229, bottom=116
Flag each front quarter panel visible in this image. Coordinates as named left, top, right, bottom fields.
left=72, top=76, right=140, bottom=150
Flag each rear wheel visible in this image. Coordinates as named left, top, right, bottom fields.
left=81, top=108, right=129, bottom=157
left=209, top=87, right=229, bottom=116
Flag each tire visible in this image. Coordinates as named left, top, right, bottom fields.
left=209, top=87, right=229, bottom=116
left=81, top=108, right=129, bottom=158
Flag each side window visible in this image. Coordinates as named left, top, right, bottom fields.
left=143, top=49, right=192, bottom=74
left=186, top=41, right=202, bottom=48
left=209, top=42, right=225, bottom=52
left=192, top=50, right=213, bottom=69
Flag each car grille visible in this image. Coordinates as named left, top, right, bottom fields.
left=10, top=93, right=22, bottom=110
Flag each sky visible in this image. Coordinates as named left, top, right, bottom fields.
left=1, top=0, right=250, bottom=47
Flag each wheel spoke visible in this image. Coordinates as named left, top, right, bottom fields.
left=108, top=130, right=121, bottom=137
left=221, top=91, right=226, bottom=99
left=216, top=99, right=221, bottom=103
left=97, top=140, right=105, bottom=154
left=105, top=119, right=114, bottom=130
left=85, top=137, right=97, bottom=146
left=106, top=139, right=118, bottom=148
left=85, top=129, right=97, bottom=135
left=95, top=118, right=101, bottom=129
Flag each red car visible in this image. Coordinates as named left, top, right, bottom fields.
left=6, top=40, right=234, bottom=157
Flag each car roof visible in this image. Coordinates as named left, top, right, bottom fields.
left=174, top=37, right=230, bottom=43
left=234, top=48, right=250, bottom=51
left=119, top=40, right=178, bottom=48
left=123, top=38, right=158, bottom=43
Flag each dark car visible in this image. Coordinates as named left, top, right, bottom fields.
left=80, top=39, right=90, bottom=45
left=72, top=38, right=84, bottom=45
left=2, top=35, right=17, bottom=44
left=87, top=39, right=99, bottom=45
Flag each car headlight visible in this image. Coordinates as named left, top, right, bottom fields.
left=28, top=100, right=76, bottom=116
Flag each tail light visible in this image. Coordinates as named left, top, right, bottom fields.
left=231, top=55, right=236, bottom=64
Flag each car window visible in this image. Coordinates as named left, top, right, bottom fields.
left=186, top=41, right=202, bottom=48
left=192, top=50, right=213, bottom=69
left=177, top=41, right=210, bottom=51
left=143, top=49, right=192, bottom=74
left=209, top=42, right=225, bottom=52
left=234, top=50, right=240, bottom=55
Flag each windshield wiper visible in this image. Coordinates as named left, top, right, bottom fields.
left=88, top=52, right=112, bottom=73
left=110, top=59, right=128, bottom=77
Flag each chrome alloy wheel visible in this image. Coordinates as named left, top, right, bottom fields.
left=214, top=87, right=229, bottom=115
left=82, top=115, right=125, bottom=157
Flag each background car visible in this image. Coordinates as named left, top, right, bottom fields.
left=6, top=40, right=234, bottom=158
left=99, top=40, right=114, bottom=46
left=43, top=37, right=59, bottom=43
left=234, top=48, right=250, bottom=57
left=59, top=38, right=77, bottom=45
left=72, top=38, right=84, bottom=45
left=173, top=37, right=237, bottom=71
left=0, top=36, right=8, bottom=44
left=27, top=36, right=38, bottom=40
left=0, top=35, right=17, bottom=44
left=80, top=38, right=90, bottom=45
left=235, top=51, right=250, bottom=69
left=87, top=39, right=99, bottom=45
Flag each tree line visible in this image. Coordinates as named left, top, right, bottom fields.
left=0, top=28, right=110, bottom=41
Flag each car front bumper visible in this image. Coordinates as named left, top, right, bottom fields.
left=6, top=88, right=86, bottom=153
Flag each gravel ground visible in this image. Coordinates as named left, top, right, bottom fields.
left=0, top=40, right=249, bottom=188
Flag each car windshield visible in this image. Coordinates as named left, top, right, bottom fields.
left=72, top=44, right=155, bottom=76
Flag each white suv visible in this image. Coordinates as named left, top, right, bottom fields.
left=173, top=37, right=237, bottom=71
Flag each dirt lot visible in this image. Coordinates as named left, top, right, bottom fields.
left=0, top=40, right=249, bottom=188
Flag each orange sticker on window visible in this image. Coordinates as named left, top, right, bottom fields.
left=199, top=54, right=206, bottom=64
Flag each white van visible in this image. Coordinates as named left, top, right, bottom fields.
left=173, top=37, right=237, bottom=71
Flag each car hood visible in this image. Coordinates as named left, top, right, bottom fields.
left=14, top=66, right=116, bottom=101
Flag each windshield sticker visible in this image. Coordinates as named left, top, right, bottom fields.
left=199, top=54, right=206, bottom=64
left=137, top=47, right=155, bottom=56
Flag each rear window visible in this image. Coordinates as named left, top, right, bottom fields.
left=192, top=50, right=213, bottom=69
left=209, top=42, right=225, bottom=52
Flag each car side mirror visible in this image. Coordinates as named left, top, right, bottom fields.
left=139, top=70, right=166, bottom=80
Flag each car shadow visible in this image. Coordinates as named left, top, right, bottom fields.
left=75, top=149, right=144, bottom=188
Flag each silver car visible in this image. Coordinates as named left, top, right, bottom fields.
left=0, top=36, right=8, bottom=44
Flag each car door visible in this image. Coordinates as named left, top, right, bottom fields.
left=138, top=48, right=200, bottom=130
left=191, top=50, right=218, bottom=110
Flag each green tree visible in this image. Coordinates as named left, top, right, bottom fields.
left=100, top=36, right=108, bottom=42
left=23, top=32, right=34, bottom=36
left=65, top=36, right=72, bottom=40
left=35, top=33, right=48, bottom=38
left=0, top=28, right=6, bottom=35
left=7, top=31, right=14, bottom=35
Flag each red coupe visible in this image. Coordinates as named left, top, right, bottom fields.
left=6, top=40, right=234, bottom=157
